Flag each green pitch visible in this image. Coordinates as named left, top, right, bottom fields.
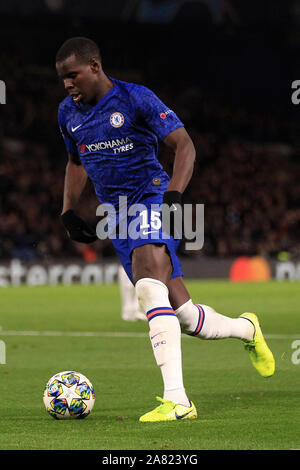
left=0, top=280, right=300, bottom=450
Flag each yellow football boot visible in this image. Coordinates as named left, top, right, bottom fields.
left=139, top=396, right=197, bottom=422
left=240, top=312, right=275, bottom=378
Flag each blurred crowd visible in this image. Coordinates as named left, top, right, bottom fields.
left=1, top=54, right=300, bottom=262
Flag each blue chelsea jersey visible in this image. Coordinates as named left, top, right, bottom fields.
left=58, top=77, right=184, bottom=207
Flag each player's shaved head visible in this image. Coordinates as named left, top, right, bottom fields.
left=56, top=37, right=101, bottom=65
left=56, top=37, right=112, bottom=106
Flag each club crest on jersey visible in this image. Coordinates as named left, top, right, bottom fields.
left=110, top=112, right=124, bottom=128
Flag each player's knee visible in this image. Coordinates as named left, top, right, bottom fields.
left=135, top=277, right=169, bottom=313
left=132, top=244, right=172, bottom=283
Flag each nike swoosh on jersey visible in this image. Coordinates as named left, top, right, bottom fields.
left=71, top=124, right=82, bottom=132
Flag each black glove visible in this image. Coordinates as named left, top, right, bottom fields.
left=61, top=210, right=98, bottom=244
left=162, top=190, right=183, bottom=239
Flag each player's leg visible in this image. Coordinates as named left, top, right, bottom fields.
left=118, top=265, right=146, bottom=321
left=168, top=276, right=275, bottom=377
left=119, top=193, right=196, bottom=421
left=168, top=276, right=254, bottom=341
left=132, top=244, right=195, bottom=419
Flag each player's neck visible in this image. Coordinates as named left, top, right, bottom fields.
left=91, top=74, right=114, bottom=106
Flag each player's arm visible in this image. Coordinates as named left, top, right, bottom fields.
left=162, top=126, right=195, bottom=215
left=134, top=85, right=195, bottom=201
left=61, top=153, right=98, bottom=244
left=163, top=126, right=196, bottom=194
left=161, top=127, right=195, bottom=237
left=62, top=152, right=88, bottom=213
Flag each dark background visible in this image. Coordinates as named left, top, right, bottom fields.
left=0, top=0, right=299, bottom=263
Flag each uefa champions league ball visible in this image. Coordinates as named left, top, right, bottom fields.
left=43, top=371, right=95, bottom=419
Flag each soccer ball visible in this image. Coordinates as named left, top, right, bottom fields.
left=43, top=371, right=95, bottom=419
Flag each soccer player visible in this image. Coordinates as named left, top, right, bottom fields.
left=56, top=37, right=275, bottom=422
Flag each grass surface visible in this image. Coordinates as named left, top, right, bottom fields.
left=0, top=280, right=299, bottom=450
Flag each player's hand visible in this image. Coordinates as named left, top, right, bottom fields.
left=162, top=190, right=183, bottom=239
left=61, top=210, right=98, bottom=244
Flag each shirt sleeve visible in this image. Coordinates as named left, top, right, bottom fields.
left=134, top=85, right=184, bottom=141
left=58, top=104, right=78, bottom=155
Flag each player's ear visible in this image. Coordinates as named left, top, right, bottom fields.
left=89, top=57, right=101, bottom=74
